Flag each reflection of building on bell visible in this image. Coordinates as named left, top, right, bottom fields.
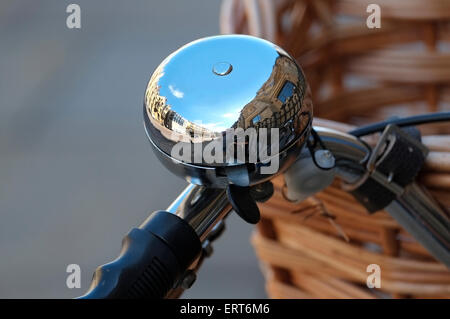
left=145, top=67, right=168, bottom=124
left=233, top=56, right=305, bottom=131
left=164, top=111, right=185, bottom=135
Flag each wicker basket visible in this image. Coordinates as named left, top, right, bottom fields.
left=220, top=0, right=450, bottom=298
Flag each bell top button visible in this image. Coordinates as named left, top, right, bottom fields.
left=212, top=62, right=233, bottom=76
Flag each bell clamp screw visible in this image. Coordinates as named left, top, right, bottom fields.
left=314, top=149, right=335, bottom=170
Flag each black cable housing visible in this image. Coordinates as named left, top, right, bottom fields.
left=348, top=112, right=450, bottom=137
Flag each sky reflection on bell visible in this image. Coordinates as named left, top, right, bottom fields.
left=157, top=35, right=281, bottom=132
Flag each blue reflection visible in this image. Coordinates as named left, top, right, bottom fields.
left=277, top=81, right=295, bottom=103
left=252, top=114, right=261, bottom=125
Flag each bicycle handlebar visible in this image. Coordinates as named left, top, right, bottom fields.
left=79, top=125, right=450, bottom=299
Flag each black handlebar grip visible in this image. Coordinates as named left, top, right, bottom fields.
left=79, top=211, right=201, bottom=299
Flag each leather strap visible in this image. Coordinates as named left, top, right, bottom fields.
left=350, top=124, right=428, bottom=213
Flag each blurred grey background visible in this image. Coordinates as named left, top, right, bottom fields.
left=0, top=0, right=265, bottom=298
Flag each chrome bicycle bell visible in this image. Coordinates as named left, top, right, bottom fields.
left=144, top=35, right=313, bottom=189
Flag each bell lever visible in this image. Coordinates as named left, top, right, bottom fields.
left=226, top=184, right=260, bottom=224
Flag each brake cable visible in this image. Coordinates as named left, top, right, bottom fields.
left=348, top=111, right=450, bottom=137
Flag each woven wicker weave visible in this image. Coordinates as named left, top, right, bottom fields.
left=220, top=0, right=450, bottom=298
